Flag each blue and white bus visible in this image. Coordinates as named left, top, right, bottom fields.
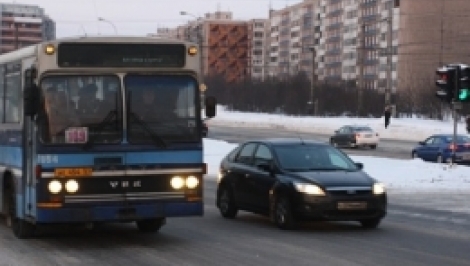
left=0, top=36, right=216, bottom=238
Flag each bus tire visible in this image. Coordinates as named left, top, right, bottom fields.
left=7, top=178, right=35, bottom=239
left=136, top=218, right=166, bottom=233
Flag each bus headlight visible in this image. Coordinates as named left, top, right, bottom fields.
left=186, top=176, right=199, bottom=189
left=65, top=179, right=79, bottom=193
left=171, top=176, right=185, bottom=189
left=45, top=44, right=55, bottom=55
left=48, top=180, right=62, bottom=194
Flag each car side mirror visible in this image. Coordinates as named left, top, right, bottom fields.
left=23, top=67, right=39, bottom=116
left=205, top=96, right=217, bottom=118
left=257, top=163, right=274, bottom=174
left=418, top=141, right=425, bottom=145
left=355, top=162, right=364, bottom=170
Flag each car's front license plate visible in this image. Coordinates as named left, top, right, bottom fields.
left=337, top=201, right=368, bottom=210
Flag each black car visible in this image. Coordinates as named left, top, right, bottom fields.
left=216, top=138, right=387, bottom=230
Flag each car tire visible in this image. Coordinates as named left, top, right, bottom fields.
left=360, top=218, right=381, bottom=229
left=274, top=196, right=296, bottom=230
left=370, top=144, right=377, bottom=149
left=411, top=151, right=417, bottom=159
left=330, top=139, right=337, bottom=147
left=218, top=185, right=238, bottom=218
left=136, top=218, right=166, bottom=233
left=436, top=154, right=443, bottom=164
left=7, top=181, right=35, bottom=239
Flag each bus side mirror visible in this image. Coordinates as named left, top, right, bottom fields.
left=205, top=96, right=216, bottom=118
left=24, top=67, right=39, bottom=116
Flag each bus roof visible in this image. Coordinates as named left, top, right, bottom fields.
left=46, top=35, right=197, bottom=46
left=0, top=35, right=198, bottom=66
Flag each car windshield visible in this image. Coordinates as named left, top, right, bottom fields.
left=274, top=144, right=359, bottom=172
left=354, top=127, right=373, bottom=132
left=125, top=74, right=200, bottom=144
left=38, top=75, right=122, bottom=144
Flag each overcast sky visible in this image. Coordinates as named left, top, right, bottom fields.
left=12, top=0, right=302, bottom=38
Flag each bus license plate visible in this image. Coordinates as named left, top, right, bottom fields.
left=54, top=168, right=93, bottom=177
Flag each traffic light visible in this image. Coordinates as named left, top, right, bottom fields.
left=458, top=65, right=470, bottom=102
left=435, top=66, right=456, bottom=103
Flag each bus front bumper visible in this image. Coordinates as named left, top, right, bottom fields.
left=35, top=202, right=203, bottom=223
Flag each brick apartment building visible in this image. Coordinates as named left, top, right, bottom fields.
left=0, top=3, right=55, bottom=54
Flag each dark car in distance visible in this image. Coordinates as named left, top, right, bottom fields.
left=202, top=120, right=208, bottom=137
left=412, top=134, right=470, bottom=164
left=216, top=138, right=387, bottom=230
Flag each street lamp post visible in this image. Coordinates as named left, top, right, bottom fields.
left=309, top=46, right=317, bottom=116
left=98, top=17, right=118, bottom=34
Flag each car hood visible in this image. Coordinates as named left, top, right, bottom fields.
left=288, top=170, right=374, bottom=187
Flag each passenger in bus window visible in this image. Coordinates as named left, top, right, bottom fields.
left=77, top=83, right=102, bottom=116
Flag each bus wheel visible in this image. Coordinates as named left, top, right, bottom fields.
left=8, top=182, right=35, bottom=239
left=136, top=218, right=166, bottom=233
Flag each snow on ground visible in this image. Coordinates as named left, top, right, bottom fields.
left=207, top=106, right=468, bottom=142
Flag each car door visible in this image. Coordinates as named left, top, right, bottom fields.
left=417, top=137, right=436, bottom=160
left=429, top=137, right=444, bottom=161
left=231, top=143, right=257, bottom=207
left=332, top=126, right=347, bottom=146
left=247, top=144, right=276, bottom=212
left=338, top=126, right=353, bottom=146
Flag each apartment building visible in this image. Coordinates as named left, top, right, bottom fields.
left=157, top=11, right=249, bottom=83
left=267, top=0, right=321, bottom=80
left=247, top=19, right=268, bottom=80
left=0, top=3, right=55, bottom=54
left=398, top=0, right=470, bottom=93
left=317, top=0, right=399, bottom=94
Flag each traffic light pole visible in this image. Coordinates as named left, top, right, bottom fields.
left=451, top=66, right=460, bottom=166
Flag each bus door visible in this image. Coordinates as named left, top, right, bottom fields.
left=22, top=63, right=37, bottom=218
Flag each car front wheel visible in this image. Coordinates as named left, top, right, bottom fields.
left=218, top=185, right=238, bottom=218
left=274, top=196, right=296, bottom=230
left=359, top=218, right=381, bottom=229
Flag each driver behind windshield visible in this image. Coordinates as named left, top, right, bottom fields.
left=132, top=86, right=177, bottom=123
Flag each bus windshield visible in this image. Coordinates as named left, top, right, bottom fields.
left=125, top=74, right=199, bottom=144
left=39, top=75, right=122, bottom=144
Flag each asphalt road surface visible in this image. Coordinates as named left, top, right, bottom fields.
left=207, top=125, right=416, bottom=160
left=1, top=179, right=469, bottom=266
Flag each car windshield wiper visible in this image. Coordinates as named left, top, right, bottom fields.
left=128, top=112, right=168, bottom=148
left=82, top=110, right=119, bottom=150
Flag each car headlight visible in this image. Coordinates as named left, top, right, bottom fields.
left=171, top=176, right=185, bottom=189
left=65, top=179, right=79, bottom=193
left=294, top=183, right=325, bottom=196
left=373, top=183, right=386, bottom=195
left=48, top=180, right=62, bottom=194
left=186, top=176, right=199, bottom=189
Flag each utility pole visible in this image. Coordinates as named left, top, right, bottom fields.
left=310, top=46, right=317, bottom=115
left=357, top=23, right=365, bottom=117
left=385, top=5, right=393, bottom=107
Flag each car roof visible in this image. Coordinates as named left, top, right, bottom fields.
left=431, top=134, right=468, bottom=138
left=245, top=138, right=327, bottom=146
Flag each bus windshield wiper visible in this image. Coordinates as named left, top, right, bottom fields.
left=82, top=110, right=118, bottom=150
left=128, top=112, right=167, bottom=148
